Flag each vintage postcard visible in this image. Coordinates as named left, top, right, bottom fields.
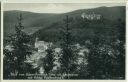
left=0, top=0, right=127, bottom=82
left=2, top=3, right=126, bottom=80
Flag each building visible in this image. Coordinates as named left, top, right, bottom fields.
left=81, top=12, right=102, bottom=20
left=29, top=38, right=54, bottom=73
left=30, top=38, right=90, bottom=73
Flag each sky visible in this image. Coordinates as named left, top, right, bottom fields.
left=4, top=3, right=125, bottom=13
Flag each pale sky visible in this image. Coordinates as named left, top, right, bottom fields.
left=4, top=3, right=125, bottom=13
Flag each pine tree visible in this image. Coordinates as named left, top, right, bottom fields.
left=4, top=13, right=37, bottom=79
left=87, top=35, right=111, bottom=79
left=43, top=44, right=55, bottom=74
left=59, top=15, right=78, bottom=77
left=111, top=18, right=125, bottom=78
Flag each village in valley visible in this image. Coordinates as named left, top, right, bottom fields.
left=4, top=12, right=101, bottom=75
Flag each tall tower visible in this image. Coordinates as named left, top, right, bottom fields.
left=35, top=37, right=39, bottom=48
left=35, top=37, right=39, bottom=42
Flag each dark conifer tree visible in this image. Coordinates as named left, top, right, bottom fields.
left=87, top=35, right=113, bottom=79
left=43, top=44, right=55, bottom=74
left=3, top=13, right=37, bottom=79
left=111, top=18, right=125, bottom=78
left=59, top=15, right=79, bottom=77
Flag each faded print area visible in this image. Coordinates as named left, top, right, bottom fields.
left=3, top=3, right=125, bottom=79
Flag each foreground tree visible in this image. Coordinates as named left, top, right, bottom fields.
left=59, top=16, right=79, bottom=78
left=4, top=13, right=37, bottom=79
left=43, top=44, right=55, bottom=74
left=87, top=23, right=125, bottom=79
left=111, top=18, right=125, bottom=78
left=87, top=36, right=112, bottom=79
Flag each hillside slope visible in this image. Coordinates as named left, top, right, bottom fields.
left=4, top=6, right=125, bottom=42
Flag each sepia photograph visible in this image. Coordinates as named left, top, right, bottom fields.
left=3, top=3, right=126, bottom=80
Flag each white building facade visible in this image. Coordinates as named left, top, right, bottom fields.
left=81, top=12, right=102, bottom=20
